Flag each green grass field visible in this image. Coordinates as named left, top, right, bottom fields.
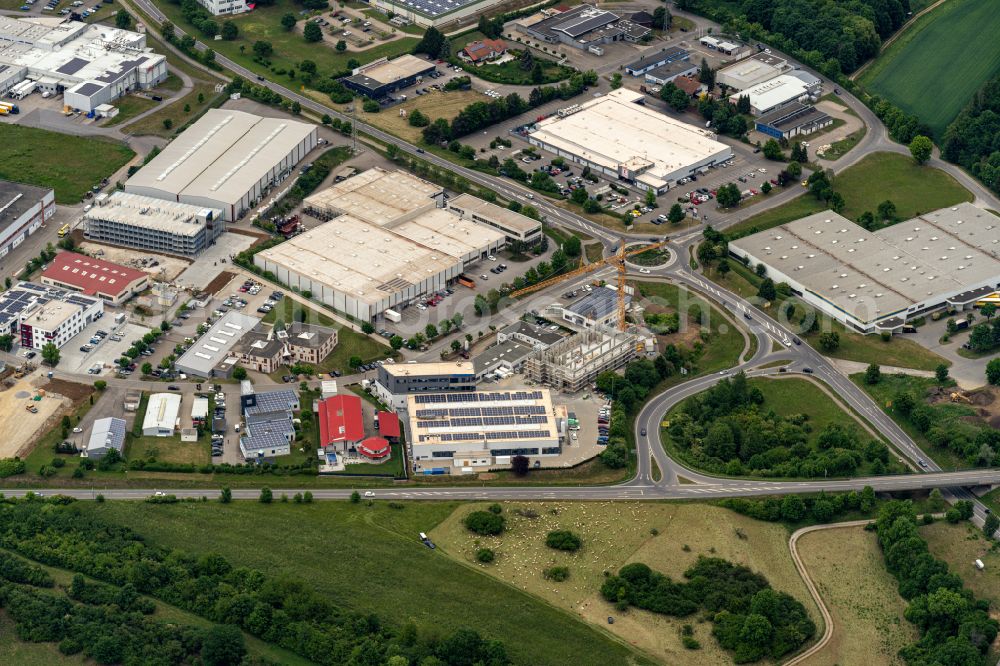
left=859, top=0, right=1000, bottom=138
left=727, top=152, right=973, bottom=238
left=0, top=125, right=134, bottom=204
left=126, top=434, right=210, bottom=466
left=123, top=83, right=224, bottom=137
left=152, top=0, right=419, bottom=85
left=796, top=525, right=917, bottom=665
left=83, top=501, right=649, bottom=666
left=432, top=501, right=819, bottom=666
left=921, top=522, right=1000, bottom=610
left=850, top=373, right=973, bottom=471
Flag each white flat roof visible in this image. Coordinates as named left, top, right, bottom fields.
left=86, top=192, right=220, bottom=236
left=384, top=360, right=474, bottom=377
left=358, top=54, right=432, bottom=83
left=142, top=392, right=181, bottom=431
left=392, top=208, right=504, bottom=257
left=529, top=89, right=731, bottom=186
left=448, top=193, right=542, bottom=235
left=730, top=203, right=1000, bottom=324
left=303, top=167, right=440, bottom=226
left=175, top=311, right=260, bottom=374
left=731, top=74, right=809, bottom=110
left=126, top=109, right=315, bottom=204
left=21, top=300, right=77, bottom=330
left=258, top=215, right=462, bottom=306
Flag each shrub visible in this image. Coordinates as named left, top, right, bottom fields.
left=545, top=530, right=582, bottom=552
left=543, top=566, right=570, bottom=582
left=476, top=548, right=495, bottom=563
left=488, top=503, right=503, bottom=515
left=463, top=510, right=505, bottom=535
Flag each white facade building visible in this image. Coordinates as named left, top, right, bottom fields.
left=0, top=16, right=167, bottom=112
left=716, top=51, right=787, bottom=91
left=142, top=393, right=182, bottom=437
left=0, top=180, right=54, bottom=261
left=728, top=203, right=1000, bottom=332
left=528, top=89, right=732, bottom=193
left=729, top=74, right=811, bottom=116
left=407, top=388, right=565, bottom=474
left=196, top=0, right=251, bottom=16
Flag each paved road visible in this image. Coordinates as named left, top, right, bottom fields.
left=20, top=1, right=994, bottom=538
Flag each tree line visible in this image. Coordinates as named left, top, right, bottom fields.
left=683, top=0, right=910, bottom=76
left=942, top=76, right=1000, bottom=196
left=720, top=487, right=877, bottom=523
left=421, top=71, right=598, bottom=145
left=876, top=501, right=998, bottom=664
left=666, top=371, right=896, bottom=477
left=601, top=557, right=815, bottom=663
left=0, top=499, right=511, bottom=666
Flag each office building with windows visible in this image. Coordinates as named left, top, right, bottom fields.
left=372, top=361, right=476, bottom=410
left=84, top=192, right=224, bottom=257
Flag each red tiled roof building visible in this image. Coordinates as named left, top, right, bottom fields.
left=39, top=252, right=149, bottom=306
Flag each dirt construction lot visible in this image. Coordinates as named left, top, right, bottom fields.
left=0, top=374, right=70, bottom=457
left=431, top=502, right=819, bottom=665
left=79, top=242, right=190, bottom=282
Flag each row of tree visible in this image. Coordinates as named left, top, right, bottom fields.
left=421, top=72, right=598, bottom=144
left=0, top=499, right=511, bottom=666
left=942, top=76, right=1000, bottom=195
left=601, top=557, right=815, bottom=663
left=720, top=487, right=877, bottom=523
left=876, top=501, right=998, bottom=664
left=686, top=0, right=911, bottom=75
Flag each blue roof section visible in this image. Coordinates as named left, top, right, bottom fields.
left=244, top=389, right=298, bottom=415
left=567, top=286, right=627, bottom=320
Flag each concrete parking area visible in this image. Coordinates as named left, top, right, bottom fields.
left=174, top=233, right=256, bottom=290
left=56, top=320, right=153, bottom=375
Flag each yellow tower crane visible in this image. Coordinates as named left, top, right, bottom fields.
left=509, top=239, right=669, bottom=331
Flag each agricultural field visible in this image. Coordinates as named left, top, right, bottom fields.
left=0, top=125, right=134, bottom=204
left=796, top=526, right=917, bottom=665
left=84, top=501, right=647, bottom=666
left=858, top=0, right=1000, bottom=138
left=431, top=501, right=820, bottom=665
left=727, top=152, right=973, bottom=238
left=921, top=521, right=1000, bottom=608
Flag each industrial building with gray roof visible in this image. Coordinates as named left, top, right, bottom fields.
left=728, top=203, right=1000, bottom=333
left=125, top=109, right=318, bottom=221
left=174, top=311, right=261, bottom=377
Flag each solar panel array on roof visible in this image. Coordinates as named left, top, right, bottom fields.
left=554, top=9, right=618, bottom=37
left=413, top=390, right=544, bottom=404
left=56, top=57, right=88, bottom=75
left=244, top=389, right=298, bottom=415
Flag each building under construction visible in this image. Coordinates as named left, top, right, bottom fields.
left=523, top=328, right=637, bottom=392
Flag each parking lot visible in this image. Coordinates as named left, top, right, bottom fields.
left=174, top=233, right=256, bottom=290
left=55, top=319, right=153, bottom=375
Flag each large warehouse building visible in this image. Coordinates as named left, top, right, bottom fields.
left=175, top=311, right=260, bottom=378
left=341, top=55, right=436, bottom=99
left=370, top=0, right=507, bottom=27
left=84, top=192, right=224, bottom=256
left=125, top=109, right=318, bottom=221
left=0, top=16, right=167, bottom=112
left=259, top=169, right=506, bottom=322
left=528, top=89, right=732, bottom=193
left=729, top=203, right=1000, bottom=333
left=0, top=180, right=54, bottom=262
left=407, top=388, right=566, bottom=474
